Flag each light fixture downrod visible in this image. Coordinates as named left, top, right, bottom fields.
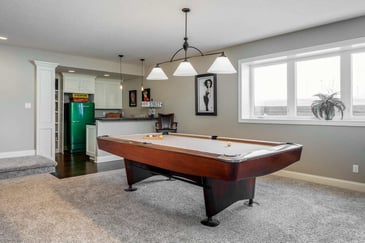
left=140, top=58, right=145, bottom=91
left=119, top=54, right=124, bottom=90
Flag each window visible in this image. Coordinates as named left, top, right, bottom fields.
left=239, top=39, right=365, bottom=126
left=253, top=64, right=287, bottom=117
left=296, top=56, right=340, bottom=117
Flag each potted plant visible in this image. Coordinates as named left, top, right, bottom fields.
left=311, top=92, right=345, bottom=120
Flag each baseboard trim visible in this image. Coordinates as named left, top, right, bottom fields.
left=95, top=154, right=123, bottom=163
left=274, top=170, right=365, bottom=193
left=0, top=150, right=36, bottom=159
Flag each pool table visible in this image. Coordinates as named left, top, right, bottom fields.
left=97, top=133, right=302, bottom=226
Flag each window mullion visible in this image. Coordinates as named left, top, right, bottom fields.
left=341, top=51, right=352, bottom=118
left=249, top=66, right=255, bottom=117
left=287, top=61, right=296, bottom=117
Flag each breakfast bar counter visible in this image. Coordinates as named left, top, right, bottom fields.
left=95, top=117, right=157, bottom=121
left=87, top=118, right=156, bottom=163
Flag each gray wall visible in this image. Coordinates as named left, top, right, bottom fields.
left=0, top=44, right=139, bottom=153
left=124, top=16, right=365, bottom=183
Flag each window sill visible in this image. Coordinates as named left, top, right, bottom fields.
left=239, top=118, right=365, bottom=127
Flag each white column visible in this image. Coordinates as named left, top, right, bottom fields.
left=33, top=60, right=58, bottom=160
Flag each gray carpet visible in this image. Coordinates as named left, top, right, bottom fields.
left=0, top=155, right=56, bottom=179
left=0, top=169, right=364, bottom=242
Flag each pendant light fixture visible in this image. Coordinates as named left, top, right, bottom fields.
left=119, top=54, right=124, bottom=90
left=147, top=8, right=236, bottom=80
left=140, top=59, right=145, bottom=91
left=146, top=64, right=168, bottom=80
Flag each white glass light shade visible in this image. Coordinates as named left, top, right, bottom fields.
left=207, top=55, right=237, bottom=74
left=119, top=81, right=123, bottom=90
left=173, top=60, right=198, bottom=76
left=146, top=66, right=168, bottom=80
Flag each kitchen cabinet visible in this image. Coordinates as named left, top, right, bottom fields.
left=94, top=79, right=123, bottom=109
left=62, top=73, right=96, bottom=94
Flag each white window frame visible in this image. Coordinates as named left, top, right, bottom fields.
left=238, top=37, right=365, bottom=127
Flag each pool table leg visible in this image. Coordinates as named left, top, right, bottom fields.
left=248, top=198, right=253, bottom=206
left=124, top=185, right=137, bottom=192
left=201, top=216, right=220, bottom=227
left=124, top=159, right=154, bottom=192
left=201, top=177, right=256, bottom=226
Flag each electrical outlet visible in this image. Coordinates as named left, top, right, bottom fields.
left=352, top=164, right=359, bottom=173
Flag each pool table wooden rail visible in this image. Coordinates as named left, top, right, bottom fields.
left=172, top=132, right=283, bottom=146
left=97, top=134, right=302, bottom=181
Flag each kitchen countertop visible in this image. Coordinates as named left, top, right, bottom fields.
left=95, top=117, right=157, bottom=122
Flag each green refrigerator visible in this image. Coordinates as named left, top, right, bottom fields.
left=64, top=102, right=95, bottom=153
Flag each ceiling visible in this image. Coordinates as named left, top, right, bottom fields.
left=1, top=0, right=365, bottom=66
left=56, top=66, right=138, bottom=80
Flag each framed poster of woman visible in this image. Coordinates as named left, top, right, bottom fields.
left=142, top=88, right=151, bottom=101
left=129, top=90, right=137, bottom=107
left=195, top=73, right=217, bottom=116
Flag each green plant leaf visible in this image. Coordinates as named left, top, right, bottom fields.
left=311, top=91, right=345, bottom=120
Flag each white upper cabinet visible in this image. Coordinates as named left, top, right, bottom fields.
left=95, top=79, right=123, bottom=109
left=62, top=73, right=96, bottom=94
left=94, top=81, right=105, bottom=106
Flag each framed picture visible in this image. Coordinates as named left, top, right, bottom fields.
left=195, top=73, right=217, bottom=116
left=142, top=88, right=151, bottom=101
left=129, top=90, right=137, bottom=107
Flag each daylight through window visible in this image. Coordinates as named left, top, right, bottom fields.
left=239, top=40, right=365, bottom=125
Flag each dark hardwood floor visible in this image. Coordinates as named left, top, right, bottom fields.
left=54, top=152, right=123, bottom=179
